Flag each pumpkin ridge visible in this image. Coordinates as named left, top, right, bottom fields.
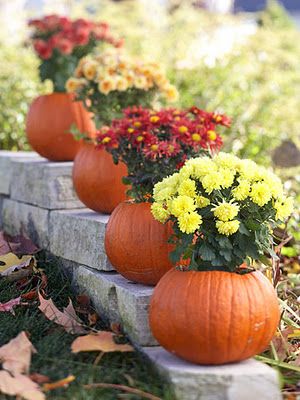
left=237, top=273, right=253, bottom=360
left=253, top=272, right=279, bottom=354
left=225, top=272, right=234, bottom=362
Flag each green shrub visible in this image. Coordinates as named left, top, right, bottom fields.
left=171, top=26, right=300, bottom=165
left=0, top=45, right=44, bottom=150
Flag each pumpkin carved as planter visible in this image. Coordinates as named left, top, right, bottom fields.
left=149, top=269, right=280, bottom=365
left=105, top=201, right=174, bottom=285
left=26, top=93, right=95, bottom=161
left=72, top=142, right=128, bottom=214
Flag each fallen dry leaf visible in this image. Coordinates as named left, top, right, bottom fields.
left=88, top=312, right=99, bottom=326
left=0, top=331, right=36, bottom=375
left=29, top=373, right=50, bottom=384
left=71, top=331, right=134, bottom=354
left=0, top=253, right=35, bottom=277
left=0, top=231, right=39, bottom=256
left=43, top=375, right=75, bottom=391
left=0, top=296, right=21, bottom=314
left=0, top=370, right=45, bottom=400
left=38, top=292, right=86, bottom=334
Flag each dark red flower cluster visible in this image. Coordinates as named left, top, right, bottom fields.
left=29, top=15, right=123, bottom=60
left=96, top=106, right=228, bottom=160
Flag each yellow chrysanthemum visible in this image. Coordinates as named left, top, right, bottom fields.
left=213, top=202, right=240, bottom=222
left=178, top=164, right=194, bottom=180
left=262, top=171, right=284, bottom=198
left=116, top=77, right=129, bottom=91
left=151, top=203, right=170, bottom=223
left=186, top=157, right=218, bottom=179
left=178, top=212, right=202, bottom=234
left=250, top=182, right=272, bottom=207
left=65, top=77, right=86, bottom=93
left=232, top=179, right=251, bottom=201
left=82, top=61, right=98, bottom=80
left=237, top=159, right=259, bottom=181
left=178, top=179, right=197, bottom=198
left=216, top=220, right=240, bottom=236
left=214, top=152, right=239, bottom=170
left=195, top=196, right=210, bottom=208
left=273, top=196, right=294, bottom=221
left=201, top=171, right=222, bottom=194
left=163, top=84, right=179, bottom=102
left=134, top=76, right=148, bottom=90
left=170, top=195, right=196, bottom=217
left=219, top=168, right=236, bottom=189
left=153, top=187, right=176, bottom=203
left=98, top=78, right=116, bottom=95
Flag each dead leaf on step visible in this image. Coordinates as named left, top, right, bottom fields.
left=0, top=296, right=22, bottom=315
left=0, top=253, right=35, bottom=277
left=38, top=292, right=86, bottom=335
left=0, top=331, right=36, bottom=375
left=71, top=331, right=134, bottom=354
left=0, top=231, right=39, bottom=256
left=43, top=375, right=75, bottom=391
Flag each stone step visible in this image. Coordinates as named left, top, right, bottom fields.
left=49, top=208, right=113, bottom=271
left=0, top=151, right=39, bottom=195
left=10, top=158, right=84, bottom=210
left=69, top=264, right=156, bottom=346
left=142, top=347, right=282, bottom=400
left=2, top=198, right=49, bottom=249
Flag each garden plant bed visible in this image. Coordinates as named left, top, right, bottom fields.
left=0, top=150, right=282, bottom=400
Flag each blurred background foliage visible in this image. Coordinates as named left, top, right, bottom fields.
left=0, top=0, right=299, bottom=184
left=0, top=44, right=45, bottom=150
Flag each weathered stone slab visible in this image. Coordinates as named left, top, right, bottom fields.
left=2, top=199, right=49, bottom=249
left=143, top=347, right=282, bottom=400
left=10, top=158, right=84, bottom=209
left=0, top=151, right=39, bottom=195
left=71, top=265, right=156, bottom=346
left=0, top=195, right=6, bottom=228
left=49, top=208, right=113, bottom=271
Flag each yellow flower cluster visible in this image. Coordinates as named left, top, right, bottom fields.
left=66, top=49, right=178, bottom=101
left=151, top=152, right=294, bottom=237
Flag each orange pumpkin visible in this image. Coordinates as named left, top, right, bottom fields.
left=26, top=93, right=95, bottom=161
left=72, top=142, right=128, bottom=214
left=105, top=201, right=174, bottom=285
left=149, top=269, right=280, bottom=365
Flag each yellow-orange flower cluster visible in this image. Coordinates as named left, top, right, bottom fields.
left=66, top=49, right=178, bottom=102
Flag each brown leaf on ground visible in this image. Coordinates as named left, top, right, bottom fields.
left=43, top=375, right=75, bottom=391
left=0, top=231, right=39, bottom=256
left=38, top=292, right=86, bottom=335
left=272, top=327, right=296, bottom=360
left=88, top=312, right=99, bottom=326
left=71, top=331, right=134, bottom=354
left=0, top=296, right=22, bottom=315
left=0, top=371, right=45, bottom=400
left=0, top=331, right=36, bottom=375
left=29, top=373, right=50, bottom=384
left=0, top=253, right=35, bottom=277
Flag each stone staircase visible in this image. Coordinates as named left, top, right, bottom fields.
left=0, top=150, right=282, bottom=400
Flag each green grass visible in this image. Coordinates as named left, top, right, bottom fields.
left=0, top=254, right=173, bottom=400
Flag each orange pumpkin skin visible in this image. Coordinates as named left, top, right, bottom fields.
left=26, top=93, right=95, bottom=161
left=105, top=202, right=174, bottom=285
left=73, top=142, right=128, bottom=214
left=149, top=269, right=280, bottom=365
